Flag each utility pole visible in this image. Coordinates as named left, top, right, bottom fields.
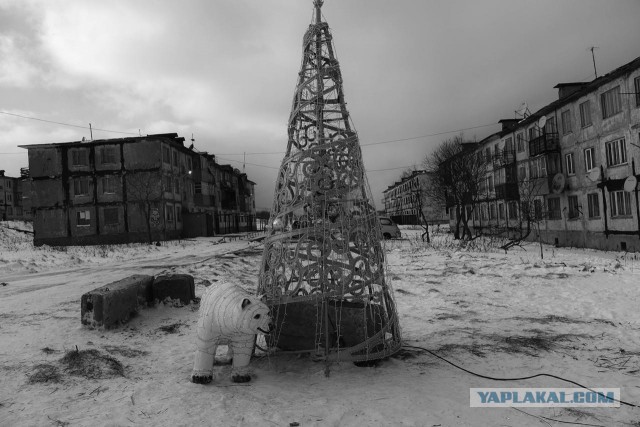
left=588, top=46, right=599, bottom=78
left=89, top=123, right=93, bottom=140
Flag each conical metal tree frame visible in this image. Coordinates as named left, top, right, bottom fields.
left=257, top=0, right=401, bottom=363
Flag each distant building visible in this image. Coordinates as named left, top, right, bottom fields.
left=0, top=170, right=30, bottom=221
left=448, top=55, right=640, bottom=251
left=383, top=170, right=448, bottom=225
left=19, top=133, right=256, bottom=246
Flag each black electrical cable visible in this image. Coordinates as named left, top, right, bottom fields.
left=402, top=344, right=639, bottom=409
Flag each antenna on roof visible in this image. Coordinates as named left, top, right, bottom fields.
left=189, top=133, right=195, bottom=150
left=587, top=46, right=599, bottom=78
left=515, top=102, right=530, bottom=119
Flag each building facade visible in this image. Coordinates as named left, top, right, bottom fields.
left=383, top=170, right=448, bottom=225
left=20, top=133, right=256, bottom=246
left=450, top=55, right=640, bottom=251
left=0, top=170, right=30, bottom=221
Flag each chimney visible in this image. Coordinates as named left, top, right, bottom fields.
left=554, top=83, right=588, bottom=100
left=0, top=170, right=5, bottom=177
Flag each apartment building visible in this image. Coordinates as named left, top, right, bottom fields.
left=0, top=170, right=30, bottom=221
left=383, top=170, right=447, bottom=225
left=20, top=133, right=256, bottom=246
left=454, top=55, right=640, bottom=251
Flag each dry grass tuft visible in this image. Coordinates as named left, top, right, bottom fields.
left=60, top=349, right=125, bottom=379
left=158, top=322, right=184, bottom=334
left=27, top=364, right=62, bottom=384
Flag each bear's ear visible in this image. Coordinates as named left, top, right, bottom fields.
left=241, top=298, right=252, bottom=310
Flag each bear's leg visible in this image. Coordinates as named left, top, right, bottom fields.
left=230, top=336, right=255, bottom=383
left=191, top=321, right=218, bottom=384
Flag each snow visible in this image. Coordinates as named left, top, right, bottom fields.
left=1, top=222, right=639, bottom=426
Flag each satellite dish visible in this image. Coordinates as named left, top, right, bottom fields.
left=538, top=116, right=547, bottom=129
left=623, top=175, right=638, bottom=192
left=551, top=173, right=566, bottom=194
left=517, top=102, right=528, bottom=116
left=587, top=168, right=601, bottom=182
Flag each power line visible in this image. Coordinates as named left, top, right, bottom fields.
left=217, top=122, right=499, bottom=155
left=0, top=111, right=138, bottom=135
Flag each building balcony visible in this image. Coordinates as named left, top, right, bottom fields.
left=528, top=133, right=559, bottom=157
left=494, top=182, right=519, bottom=201
left=492, top=149, right=516, bottom=167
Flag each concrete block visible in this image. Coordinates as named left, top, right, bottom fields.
left=81, top=275, right=154, bottom=328
left=152, top=274, right=195, bottom=304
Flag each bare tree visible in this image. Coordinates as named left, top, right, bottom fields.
left=126, top=169, right=164, bottom=244
left=500, top=176, right=547, bottom=258
left=423, top=135, right=486, bottom=240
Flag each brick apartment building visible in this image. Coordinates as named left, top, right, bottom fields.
left=20, top=133, right=256, bottom=246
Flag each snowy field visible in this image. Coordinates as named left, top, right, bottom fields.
left=1, top=221, right=639, bottom=426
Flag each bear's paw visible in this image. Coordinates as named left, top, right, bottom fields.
left=231, top=373, right=251, bottom=383
left=192, top=374, right=213, bottom=384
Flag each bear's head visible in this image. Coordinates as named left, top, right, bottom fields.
left=237, top=296, right=273, bottom=335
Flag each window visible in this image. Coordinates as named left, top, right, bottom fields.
left=533, top=199, right=543, bottom=220
left=508, top=201, right=518, bottom=220
left=546, top=116, right=557, bottom=134
left=103, top=208, right=119, bottom=225
left=487, top=175, right=494, bottom=192
left=518, top=164, right=527, bottom=181
left=77, top=210, right=91, bottom=226
left=610, top=191, right=631, bottom=217
left=498, top=203, right=505, bottom=220
left=481, top=205, right=487, bottom=220
left=565, top=153, right=575, bottom=175
left=561, top=110, right=572, bottom=134
left=187, top=157, right=193, bottom=172
left=100, top=146, right=117, bottom=164
left=174, top=178, right=180, bottom=194
left=504, top=137, right=513, bottom=152
left=72, top=150, right=88, bottom=166
left=166, top=204, right=174, bottom=221
left=163, top=147, right=171, bottom=164
left=601, top=86, right=622, bottom=119
left=102, top=176, right=117, bottom=194
left=579, top=101, right=592, bottom=127
left=73, top=177, right=89, bottom=196
left=584, top=147, right=595, bottom=171
left=528, top=127, right=537, bottom=141
left=484, top=148, right=491, bottom=162
left=172, top=151, right=178, bottom=167
left=567, top=195, right=580, bottom=219
left=175, top=205, right=182, bottom=223
left=635, top=76, right=640, bottom=107
left=547, top=197, right=561, bottom=220
left=516, top=133, right=525, bottom=152
left=489, top=203, right=496, bottom=220
left=529, top=157, right=547, bottom=179
left=6, top=194, right=12, bottom=202
left=605, top=138, right=627, bottom=166
left=587, top=193, right=600, bottom=218
left=164, top=176, right=172, bottom=192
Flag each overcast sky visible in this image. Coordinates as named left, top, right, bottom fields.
left=1, top=0, right=639, bottom=210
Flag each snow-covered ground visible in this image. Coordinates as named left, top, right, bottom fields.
left=1, top=222, right=639, bottom=426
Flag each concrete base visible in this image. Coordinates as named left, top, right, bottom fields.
left=152, top=274, right=196, bottom=304
left=81, top=275, right=154, bottom=328
left=269, top=300, right=384, bottom=351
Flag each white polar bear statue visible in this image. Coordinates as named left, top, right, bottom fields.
left=191, top=281, right=272, bottom=384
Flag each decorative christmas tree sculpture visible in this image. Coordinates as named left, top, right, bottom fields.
left=257, top=0, right=401, bottom=363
